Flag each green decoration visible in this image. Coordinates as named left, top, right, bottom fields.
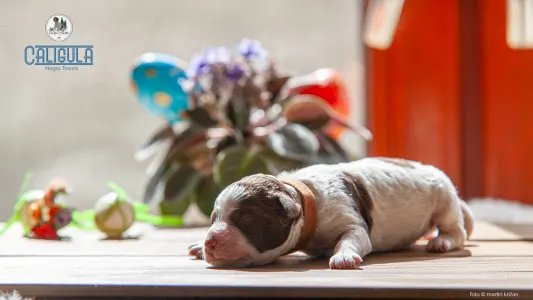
left=0, top=172, right=34, bottom=236
left=71, top=182, right=184, bottom=232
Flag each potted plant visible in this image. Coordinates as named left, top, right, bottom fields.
left=130, top=39, right=372, bottom=220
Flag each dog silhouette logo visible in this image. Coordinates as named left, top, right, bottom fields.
left=45, top=14, right=73, bottom=41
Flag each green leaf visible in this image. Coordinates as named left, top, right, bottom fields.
left=194, top=175, right=223, bottom=217
left=316, top=131, right=350, bottom=162
left=225, top=83, right=252, bottom=129
left=142, top=161, right=170, bottom=204
left=225, top=100, right=237, bottom=126
left=163, top=163, right=203, bottom=205
left=135, top=124, right=174, bottom=161
left=267, top=75, right=291, bottom=104
left=164, top=125, right=206, bottom=162
left=213, top=134, right=237, bottom=155
left=265, top=123, right=320, bottom=161
left=225, top=100, right=250, bottom=129
left=159, top=195, right=192, bottom=216
left=214, top=145, right=270, bottom=187
left=257, top=146, right=306, bottom=174
left=329, top=113, right=373, bottom=141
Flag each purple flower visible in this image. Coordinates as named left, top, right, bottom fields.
left=186, top=52, right=211, bottom=78
left=237, top=38, right=267, bottom=60
left=225, top=64, right=245, bottom=81
left=186, top=47, right=233, bottom=78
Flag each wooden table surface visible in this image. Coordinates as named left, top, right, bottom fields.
left=1, top=221, right=532, bottom=299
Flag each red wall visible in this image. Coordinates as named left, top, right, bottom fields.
left=366, top=0, right=533, bottom=204
left=366, top=0, right=463, bottom=191
left=480, top=0, right=533, bottom=203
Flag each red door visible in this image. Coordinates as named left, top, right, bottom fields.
left=479, top=0, right=533, bottom=204
left=366, top=0, right=533, bottom=205
left=366, top=0, right=463, bottom=192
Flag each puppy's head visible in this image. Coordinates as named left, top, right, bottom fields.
left=202, top=174, right=304, bottom=268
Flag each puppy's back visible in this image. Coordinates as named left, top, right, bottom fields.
left=343, top=157, right=454, bottom=193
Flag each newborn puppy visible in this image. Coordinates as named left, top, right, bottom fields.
left=189, top=157, right=474, bottom=269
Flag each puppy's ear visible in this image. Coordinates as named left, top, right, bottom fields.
left=277, top=193, right=302, bottom=220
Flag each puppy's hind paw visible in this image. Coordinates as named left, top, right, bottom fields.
left=426, top=237, right=452, bottom=253
left=329, top=251, right=363, bottom=270
left=188, top=242, right=204, bottom=259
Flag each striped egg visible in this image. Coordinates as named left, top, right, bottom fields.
left=131, top=53, right=190, bottom=124
left=94, top=192, right=135, bottom=239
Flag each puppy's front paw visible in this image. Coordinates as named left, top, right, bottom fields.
left=426, top=237, right=452, bottom=253
left=188, top=241, right=204, bottom=259
left=329, top=251, right=363, bottom=270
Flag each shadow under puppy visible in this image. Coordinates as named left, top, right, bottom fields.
left=189, top=157, right=474, bottom=269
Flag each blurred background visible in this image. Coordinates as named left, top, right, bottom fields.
left=1, top=0, right=533, bottom=224
left=0, top=0, right=365, bottom=222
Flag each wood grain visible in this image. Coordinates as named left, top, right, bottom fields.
left=0, top=222, right=532, bottom=299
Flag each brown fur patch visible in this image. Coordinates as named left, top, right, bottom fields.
left=340, top=172, right=374, bottom=233
left=377, top=157, right=416, bottom=169
left=228, top=174, right=299, bottom=253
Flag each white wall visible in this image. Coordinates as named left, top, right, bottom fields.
left=0, top=0, right=365, bottom=221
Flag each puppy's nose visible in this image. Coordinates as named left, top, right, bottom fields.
left=205, top=236, right=217, bottom=250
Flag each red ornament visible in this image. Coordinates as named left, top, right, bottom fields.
left=288, top=68, right=351, bottom=140
left=31, top=223, right=59, bottom=240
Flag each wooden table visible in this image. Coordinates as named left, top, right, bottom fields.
left=1, top=221, right=532, bottom=299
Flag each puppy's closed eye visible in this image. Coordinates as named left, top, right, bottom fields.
left=240, top=215, right=256, bottom=226
left=232, top=209, right=254, bottom=225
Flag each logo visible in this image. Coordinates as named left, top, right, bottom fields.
left=25, top=14, right=94, bottom=71
left=45, top=14, right=73, bottom=41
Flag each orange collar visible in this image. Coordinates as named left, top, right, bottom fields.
left=280, top=178, right=317, bottom=252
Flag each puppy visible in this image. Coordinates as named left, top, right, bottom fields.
left=188, top=157, right=474, bottom=269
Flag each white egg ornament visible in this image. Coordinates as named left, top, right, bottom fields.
left=94, top=192, right=135, bottom=239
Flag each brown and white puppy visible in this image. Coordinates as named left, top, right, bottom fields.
left=188, top=157, right=474, bottom=269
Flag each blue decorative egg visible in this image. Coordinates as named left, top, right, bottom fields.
left=131, top=53, right=190, bottom=124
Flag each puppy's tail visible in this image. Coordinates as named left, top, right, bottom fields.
left=459, top=198, right=475, bottom=240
